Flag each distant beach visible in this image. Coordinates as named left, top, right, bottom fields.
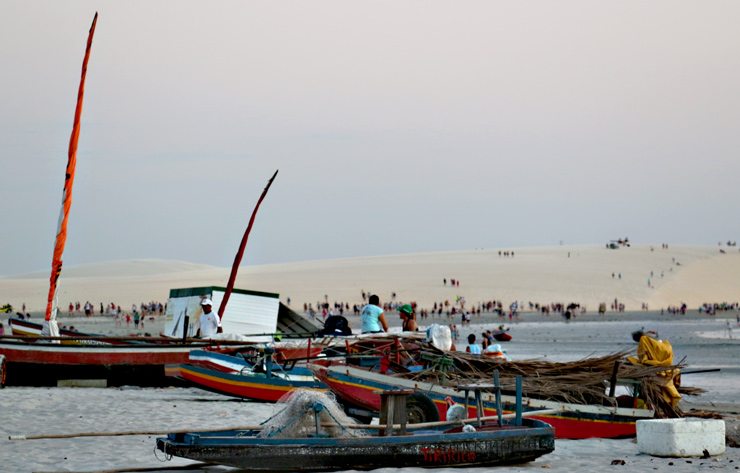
left=2, top=244, right=739, bottom=472
left=1, top=245, right=739, bottom=316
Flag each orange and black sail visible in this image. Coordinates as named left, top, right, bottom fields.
left=45, top=13, right=98, bottom=325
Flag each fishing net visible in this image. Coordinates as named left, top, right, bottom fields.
left=257, top=389, right=368, bottom=439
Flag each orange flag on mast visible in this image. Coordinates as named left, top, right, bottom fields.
left=46, top=13, right=98, bottom=323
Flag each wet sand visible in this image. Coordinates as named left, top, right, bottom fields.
left=1, top=310, right=739, bottom=473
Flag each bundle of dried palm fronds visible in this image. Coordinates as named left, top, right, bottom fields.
left=384, top=341, right=704, bottom=418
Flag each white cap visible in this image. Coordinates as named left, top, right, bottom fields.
left=201, top=299, right=213, bottom=306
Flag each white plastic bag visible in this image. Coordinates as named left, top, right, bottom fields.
left=426, top=324, right=452, bottom=351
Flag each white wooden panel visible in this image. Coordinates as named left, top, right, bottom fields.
left=164, top=295, right=206, bottom=338
left=212, top=290, right=279, bottom=342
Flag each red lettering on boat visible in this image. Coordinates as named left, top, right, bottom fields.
left=421, top=448, right=476, bottom=463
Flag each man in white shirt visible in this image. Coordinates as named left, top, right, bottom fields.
left=197, top=299, right=221, bottom=337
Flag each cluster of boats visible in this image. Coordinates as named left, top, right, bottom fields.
left=156, top=376, right=557, bottom=471
left=1, top=318, right=559, bottom=469
left=164, top=332, right=669, bottom=435
left=1, top=309, right=686, bottom=469
left=1, top=13, right=697, bottom=471
left=155, top=327, right=687, bottom=469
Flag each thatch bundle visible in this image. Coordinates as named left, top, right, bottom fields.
left=354, top=338, right=703, bottom=419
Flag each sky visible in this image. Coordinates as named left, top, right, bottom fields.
left=1, top=1, right=739, bottom=277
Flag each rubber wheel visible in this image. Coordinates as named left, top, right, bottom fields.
left=406, top=392, right=439, bottom=424
left=343, top=405, right=374, bottom=425
left=0, top=355, right=6, bottom=388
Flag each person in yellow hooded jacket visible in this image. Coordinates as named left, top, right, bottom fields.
left=627, top=333, right=681, bottom=407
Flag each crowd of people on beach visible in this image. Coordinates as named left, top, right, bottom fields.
left=63, top=301, right=166, bottom=317
left=662, top=303, right=688, bottom=315
left=303, top=290, right=740, bottom=334
left=699, top=302, right=739, bottom=315
left=61, top=301, right=167, bottom=331
left=0, top=300, right=170, bottom=334
left=304, top=290, right=601, bottom=330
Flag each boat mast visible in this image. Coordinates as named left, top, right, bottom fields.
left=217, top=170, right=278, bottom=323
left=42, top=13, right=98, bottom=338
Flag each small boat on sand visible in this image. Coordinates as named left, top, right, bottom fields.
left=166, top=348, right=327, bottom=402
left=157, top=379, right=554, bottom=471
left=157, top=420, right=554, bottom=471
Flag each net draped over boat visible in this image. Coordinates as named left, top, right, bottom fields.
left=257, top=389, right=367, bottom=439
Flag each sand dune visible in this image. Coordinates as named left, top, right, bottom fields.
left=1, top=245, right=738, bottom=313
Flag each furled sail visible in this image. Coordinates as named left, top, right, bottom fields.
left=217, top=170, right=279, bottom=324
left=42, top=13, right=98, bottom=339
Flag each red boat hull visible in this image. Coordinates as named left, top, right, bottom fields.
left=310, top=363, right=649, bottom=439
left=0, top=339, right=240, bottom=386
left=492, top=330, right=512, bottom=342
left=166, top=363, right=326, bottom=402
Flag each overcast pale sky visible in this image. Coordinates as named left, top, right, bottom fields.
left=1, top=1, right=739, bottom=277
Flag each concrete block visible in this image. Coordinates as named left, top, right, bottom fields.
left=637, top=418, right=725, bottom=457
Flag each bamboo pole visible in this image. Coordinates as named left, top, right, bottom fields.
left=33, top=463, right=211, bottom=473
left=0, top=334, right=280, bottom=344
left=9, top=425, right=263, bottom=440
left=11, top=408, right=561, bottom=440
left=348, top=407, right=562, bottom=431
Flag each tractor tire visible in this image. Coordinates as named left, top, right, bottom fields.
left=406, top=392, right=439, bottom=424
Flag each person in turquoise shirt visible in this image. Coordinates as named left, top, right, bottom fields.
left=361, top=294, right=388, bottom=333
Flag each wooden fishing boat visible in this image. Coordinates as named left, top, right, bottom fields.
left=1, top=290, right=321, bottom=386
left=157, top=421, right=554, bottom=471
left=309, top=359, right=656, bottom=439
left=492, top=329, right=512, bottom=342
left=157, top=378, right=555, bottom=471
left=165, top=348, right=327, bottom=401
left=0, top=333, right=253, bottom=386
left=0, top=296, right=321, bottom=387
left=7, top=317, right=133, bottom=345
left=164, top=334, right=421, bottom=401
